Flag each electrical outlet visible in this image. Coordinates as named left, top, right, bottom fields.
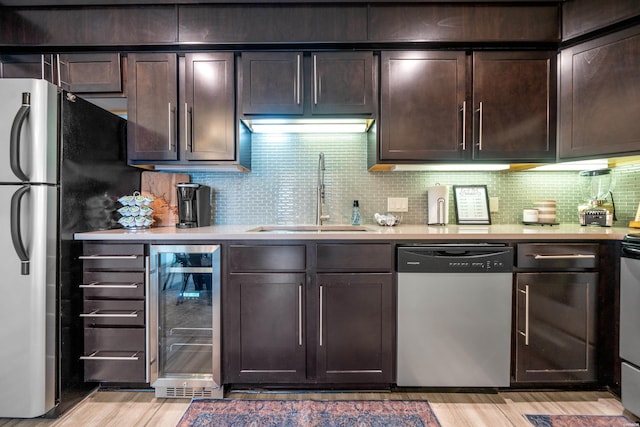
left=387, top=197, right=409, bottom=212
left=489, top=197, right=499, bottom=213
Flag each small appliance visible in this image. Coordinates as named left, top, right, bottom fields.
left=176, top=183, right=211, bottom=228
left=578, top=168, right=615, bottom=227
left=427, top=184, right=449, bottom=225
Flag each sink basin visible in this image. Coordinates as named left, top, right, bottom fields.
left=247, top=225, right=372, bottom=233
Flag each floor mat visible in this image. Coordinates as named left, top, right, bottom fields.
left=178, top=399, right=442, bottom=426
left=525, top=414, right=638, bottom=427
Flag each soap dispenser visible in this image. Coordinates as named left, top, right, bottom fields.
left=351, top=200, right=361, bottom=226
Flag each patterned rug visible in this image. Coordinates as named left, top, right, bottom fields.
left=177, top=399, right=442, bottom=427
left=526, top=414, right=638, bottom=427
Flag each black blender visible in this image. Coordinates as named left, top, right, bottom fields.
left=176, top=183, right=211, bottom=228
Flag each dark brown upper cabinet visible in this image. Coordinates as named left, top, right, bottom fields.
left=57, top=53, right=123, bottom=94
left=127, top=53, right=178, bottom=162
left=241, top=52, right=303, bottom=116
left=369, top=4, right=560, bottom=43
left=0, top=6, right=177, bottom=46
left=472, top=51, right=556, bottom=162
left=128, top=52, right=239, bottom=165
left=562, top=0, right=640, bottom=41
left=240, top=51, right=375, bottom=118
left=1, top=53, right=123, bottom=96
left=179, top=4, right=367, bottom=44
left=0, top=54, right=54, bottom=81
left=183, top=53, right=235, bottom=162
left=378, top=50, right=556, bottom=164
left=559, top=25, right=640, bottom=160
left=379, top=51, right=467, bottom=162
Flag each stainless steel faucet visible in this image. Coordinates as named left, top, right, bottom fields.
left=316, top=152, right=330, bottom=225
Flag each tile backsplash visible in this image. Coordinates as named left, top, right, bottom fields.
left=190, top=133, right=640, bottom=226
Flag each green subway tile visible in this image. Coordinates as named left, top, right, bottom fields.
left=190, top=133, right=640, bottom=226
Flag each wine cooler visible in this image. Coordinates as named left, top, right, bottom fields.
left=148, top=245, right=223, bottom=398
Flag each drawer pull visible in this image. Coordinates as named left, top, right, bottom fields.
left=80, top=310, right=139, bottom=318
left=80, top=282, right=141, bottom=289
left=80, top=351, right=140, bottom=361
left=533, top=254, right=596, bottom=260
left=79, top=254, right=139, bottom=260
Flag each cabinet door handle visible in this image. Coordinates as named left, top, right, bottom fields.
left=80, top=282, right=141, bottom=289
left=168, top=102, right=176, bottom=151
left=518, top=285, right=530, bottom=346
left=298, top=284, right=303, bottom=346
left=79, top=254, right=139, bottom=260
left=533, top=254, right=596, bottom=260
left=476, top=101, right=484, bottom=151
left=460, top=101, right=467, bottom=151
left=80, top=309, right=139, bottom=318
left=313, top=54, right=318, bottom=105
left=185, top=102, right=193, bottom=152
left=319, top=285, right=323, bottom=347
left=296, top=54, right=302, bottom=106
left=80, top=351, right=140, bottom=361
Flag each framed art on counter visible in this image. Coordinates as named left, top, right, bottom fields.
left=453, top=185, right=491, bottom=225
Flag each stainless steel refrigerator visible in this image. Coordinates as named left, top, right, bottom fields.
left=0, top=79, right=140, bottom=418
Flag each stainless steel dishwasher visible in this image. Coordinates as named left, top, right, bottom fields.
left=397, top=244, right=514, bottom=387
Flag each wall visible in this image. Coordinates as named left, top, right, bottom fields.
left=191, top=133, right=640, bottom=226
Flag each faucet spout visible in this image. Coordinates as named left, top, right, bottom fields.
left=316, top=153, right=330, bottom=225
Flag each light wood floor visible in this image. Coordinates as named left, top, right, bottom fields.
left=1, top=389, right=638, bottom=427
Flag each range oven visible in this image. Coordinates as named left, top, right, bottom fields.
left=620, top=234, right=640, bottom=417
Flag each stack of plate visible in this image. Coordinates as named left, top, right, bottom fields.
left=534, top=200, right=557, bottom=223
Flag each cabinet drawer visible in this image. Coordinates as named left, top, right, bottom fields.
left=84, top=327, right=145, bottom=352
left=82, top=300, right=145, bottom=327
left=82, top=243, right=145, bottom=270
left=82, top=271, right=145, bottom=299
left=517, top=243, right=599, bottom=269
left=317, top=244, right=393, bottom=271
left=82, top=347, right=146, bottom=383
left=229, top=245, right=306, bottom=272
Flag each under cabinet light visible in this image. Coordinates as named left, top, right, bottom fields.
left=391, top=164, right=510, bottom=172
left=244, top=118, right=372, bottom=134
left=527, top=159, right=609, bottom=171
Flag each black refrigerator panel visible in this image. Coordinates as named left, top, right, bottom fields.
left=56, top=91, right=141, bottom=414
left=58, top=92, right=140, bottom=239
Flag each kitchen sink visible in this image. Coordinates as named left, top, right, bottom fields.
left=247, top=225, right=373, bottom=233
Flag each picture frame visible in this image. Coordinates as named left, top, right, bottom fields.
left=453, top=185, right=491, bottom=225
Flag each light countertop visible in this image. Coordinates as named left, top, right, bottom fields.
left=75, top=223, right=634, bottom=241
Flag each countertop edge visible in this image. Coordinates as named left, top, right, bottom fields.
left=74, top=224, right=633, bottom=241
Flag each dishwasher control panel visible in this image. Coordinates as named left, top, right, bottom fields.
left=397, top=244, right=514, bottom=273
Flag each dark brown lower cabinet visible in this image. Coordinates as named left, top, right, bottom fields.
left=316, top=273, right=394, bottom=384
left=514, top=272, right=598, bottom=383
left=224, top=243, right=395, bottom=387
left=225, top=272, right=307, bottom=384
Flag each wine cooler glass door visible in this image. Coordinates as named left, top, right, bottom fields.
left=149, top=245, right=221, bottom=398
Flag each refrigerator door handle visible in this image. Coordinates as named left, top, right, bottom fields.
left=10, top=185, right=30, bottom=275
left=10, top=92, right=31, bottom=182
